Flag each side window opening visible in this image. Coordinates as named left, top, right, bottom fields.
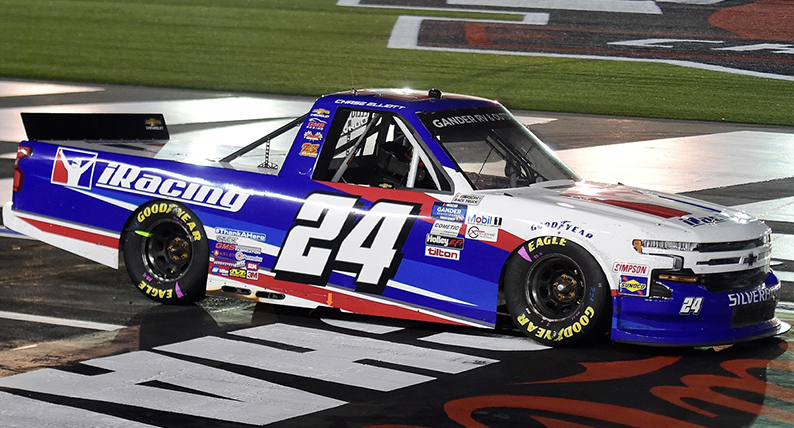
left=219, top=115, right=306, bottom=175
left=315, top=108, right=450, bottom=192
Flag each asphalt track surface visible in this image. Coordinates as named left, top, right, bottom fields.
left=1, top=1, right=794, bottom=427
left=368, top=0, right=794, bottom=80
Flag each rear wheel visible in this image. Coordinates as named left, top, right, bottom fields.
left=123, top=201, right=208, bottom=304
left=504, top=236, right=611, bottom=346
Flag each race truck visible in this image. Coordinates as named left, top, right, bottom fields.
left=4, top=88, right=786, bottom=346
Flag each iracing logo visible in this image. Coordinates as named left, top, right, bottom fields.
left=51, top=147, right=98, bottom=189
left=96, top=162, right=250, bottom=212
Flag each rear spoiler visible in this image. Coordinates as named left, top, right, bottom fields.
left=21, top=113, right=169, bottom=141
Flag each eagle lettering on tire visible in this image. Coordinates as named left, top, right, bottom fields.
left=123, top=201, right=208, bottom=304
left=504, top=236, right=611, bottom=346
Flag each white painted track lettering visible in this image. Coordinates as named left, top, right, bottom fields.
left=159, top=324, right=497, bottom=392
left=0, top=391, right=157, bottom=428
left=0, top=351, right=344, bottom=425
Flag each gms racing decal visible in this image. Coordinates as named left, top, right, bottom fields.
left=92, top=160, right=250, bottom=212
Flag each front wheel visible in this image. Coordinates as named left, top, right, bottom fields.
left=123, top=201, right=208, bottom=304
left=503, top=236, right=611, bottom=346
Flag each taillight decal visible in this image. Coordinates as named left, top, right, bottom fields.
left=12, top=145, right=32, bottom=193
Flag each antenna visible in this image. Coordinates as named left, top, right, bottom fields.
left=350, top=68, right=357, bottom=94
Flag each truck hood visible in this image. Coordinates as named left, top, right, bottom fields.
left=501, top=181, right=769, bottom=241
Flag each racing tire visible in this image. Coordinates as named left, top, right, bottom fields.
left=122, top=201, right=208, bottom=304
left=504, top=236, right=611, bottom=346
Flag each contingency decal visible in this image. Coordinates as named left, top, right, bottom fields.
left=613, top=262, right=650, bottom=297
left=452, top=193, right=484, bottom=205
left=425, top=233, right=464, bottom=261
left=430, top=220, right=462, bottom=237
left=431, top=202, right=467, bottom=222
left=273, top=192, right=421, bottom=295
left=299, top=143, right=320, bottom=157
left=464, top=211, right=502, bottom=242
left=618, top=276, right=649, bottom=297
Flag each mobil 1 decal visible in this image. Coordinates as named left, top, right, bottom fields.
left=273, top=192, right=420, bottom=294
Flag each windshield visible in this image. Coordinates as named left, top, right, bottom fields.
left=418, top=106, right=580, bottom=190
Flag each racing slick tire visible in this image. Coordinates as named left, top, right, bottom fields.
left=504, top=236, right=611, bottom=346
left=122, top=200, right=208, bottom=304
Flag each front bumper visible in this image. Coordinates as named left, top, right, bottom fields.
left=611, top=271, right=784, bottom=346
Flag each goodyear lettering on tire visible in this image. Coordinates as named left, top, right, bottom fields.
left=136, top=202, right=201, bottom=241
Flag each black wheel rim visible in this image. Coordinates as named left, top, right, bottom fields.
left=525, top=254, right=585, bottom=321
left=142, top=220, right=193, bottom=282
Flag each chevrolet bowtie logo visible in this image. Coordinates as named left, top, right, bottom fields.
left=145, top=118, right=161, bottom=127
left=746, top=253, right=758, bottom=266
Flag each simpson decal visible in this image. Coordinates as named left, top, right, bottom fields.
left=612, top=263, right=649, bottom=275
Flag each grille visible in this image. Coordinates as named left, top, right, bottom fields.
left=731, top=300, right=776, bottom=328
left=697, top=238, right=767, bottom=253
left=652, top=268, right=768, bottom=292
left=700, top=268, right=767, bottom=292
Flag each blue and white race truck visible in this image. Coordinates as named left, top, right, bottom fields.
left=4, top=88, right=785, bottom=346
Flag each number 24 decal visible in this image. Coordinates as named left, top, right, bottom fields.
left=680, top=297, right=703, bottom=315
left=273, top=192, right=420, bottom=294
